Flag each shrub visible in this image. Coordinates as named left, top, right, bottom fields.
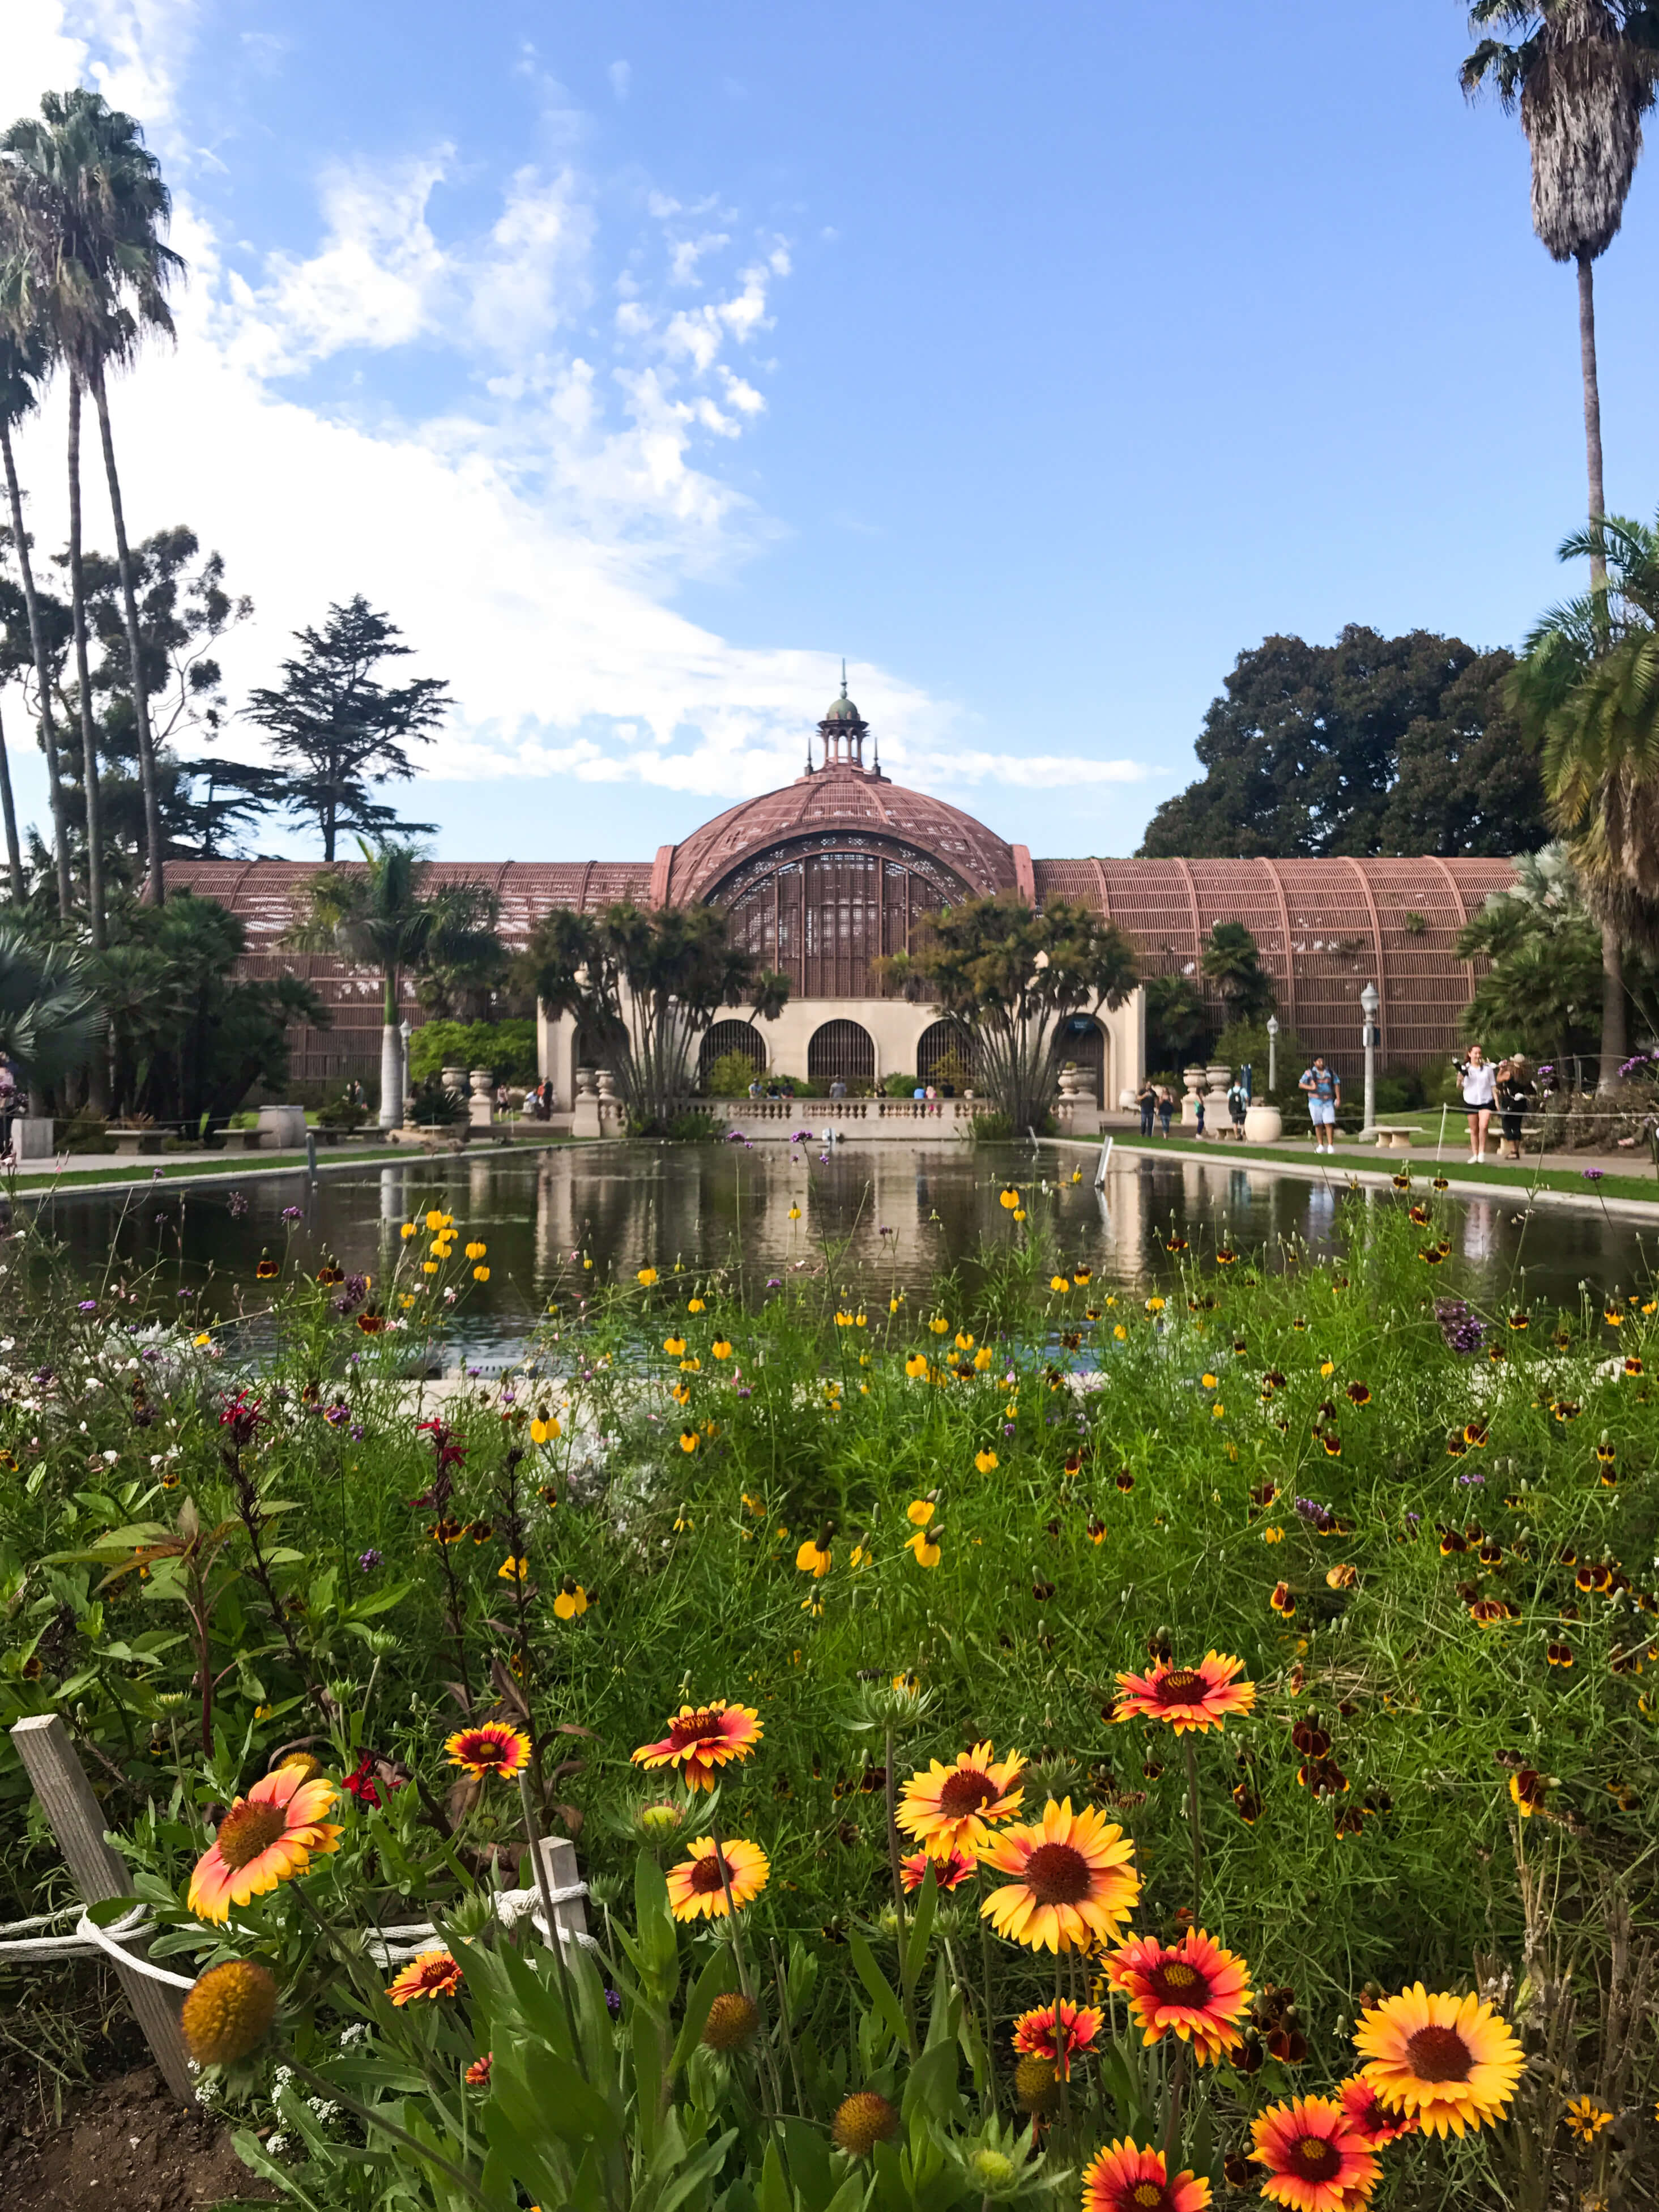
left=703, top=1050, right=763, bottom=1097
left=408, top=1018, right=538, bottom=1087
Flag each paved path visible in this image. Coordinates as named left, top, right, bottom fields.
left=10, top=1130, right=573, bottom=1204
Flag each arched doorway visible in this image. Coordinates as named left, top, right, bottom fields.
left=808, top=1019, right=876, bottom=1092
left=915, top=1018, right=978, bottom=1092
left=700, top=1020, right=766, bottom=1090
left=1056, top=1015, right=1105, bottom=1097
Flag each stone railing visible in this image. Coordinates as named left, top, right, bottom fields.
left=557, top=1074, right=1104, bottom=1142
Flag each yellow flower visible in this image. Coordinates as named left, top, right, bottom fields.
left=1114, top=1324, right=1128, bottom=1341
left=796, top=1527, right=834, bottom=1576
left=554, top=1577, right=588, bottom=1619
left=688, top=1297, right=706, bottom=1314
left=1263, top=1526, right=1283, bottom=1544
left=680, top=1356, right=701, bottom=1373
left=498, top=1555, right=530, bottom=1582
left=425, top=1210, right=445, bottom=1231
left=889, top=1295, right=903, bottom=1313
left=906, top=1529, right=941, bottom=1568
left=638, top=1266, right=659, bottom=1286
left=788, top=1204, right=801, bottom=1221
left=712, top=1339, right=732, bottom=1359
left=1320, top=1358, right=1335, bottom=1378
left=399, top=1293, right=417, bottom=1310
left=400, top=1222, right=417, bottom=1240
left=975, top=1448, right=999, bottom=1474
left=929, top=1315, right=950, bottom=1336
left=465, top=1241, right=487, bottom=1260
left=1013, top=1209, right=1026, bottom=1222
left=680, top=1430, right=699, bottom=1453
left=422, top=1260, right=439, bottom=1276
left=1201, top=1373, right=1218, bottom=1389
left=531, top=1416, right=561, bottom=1444
left=906, top=1353, right=928, bottom=1378
left=1211, top=1404, right=1225, bottom=1419
left=473, top=1265, right=491, bottom=1282
left=193, top=1331, right=212, bottom=1347
left=1050, top=1276, right=1070, bottom=1293
left=974, top=1346, right=993, bottom=1371
left=907, top=1498, right=936, bottom=1525
left=664, top=1336, right=686, bottom=1356
left=999, top=1187, right=1020, bottom=1210
left=1145, top=1297, right=1165, bottom=1314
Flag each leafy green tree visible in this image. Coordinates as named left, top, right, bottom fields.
left=1457, top=845, right=1607, bottom=1073
left=1462, top=2, right=1659, bottom=591
left=1200, top=920, right=1276, bottom=1024
left=0, top=922, right=100, bottom=1094
left=412, top=883, right=515, bottom=1023
left=1509, top=511, right=1659, bottom=1081
left=0, top=330, right=68, bottom=908
left=288, top=843, right=504, bottom=1127
left=246, top=597, right=447, bottom=860
left=1, top=88, right=185, bottom=911
left=878, top=896, right=1137, bottom=1132
left=519, top=902, right=789, bottom=1135
left=1138, top=629, right=1546, bottom=858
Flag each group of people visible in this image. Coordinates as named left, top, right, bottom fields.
left=1452, top=1046, right=1532, bottom=1163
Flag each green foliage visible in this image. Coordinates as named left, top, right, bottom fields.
left=703, top=1050, right=763, bottom=1097
left=1144, top=973, right=1209, bottom=1072
left=1138, top=626, right=1547, bottom=859
left=883, top=1072, right=918, bottom=1097
left=409, top=1018, right=538, bottom=1088
left=1210, top=1015, right=1308, bottom=1106
left=1200, top=920, right=1275, bottom=1024
left=0, top=921, right=101, bottom=1086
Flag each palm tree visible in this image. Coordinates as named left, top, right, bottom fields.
left=1200, top=920, right=1277, bottom=1025
left=288, top=843, right=506, bottom=1129
left=0, top=89, right=183, bottom=914
left=0, top=326, right=71, bottom=915
left=0, top=923, right=102, bottom=1096
left=1462, top=4, right=1659, bottom=591
left=1508, top=510, right=1659, bottom=1079
left=1457, top=845, right=1605, bottom=1071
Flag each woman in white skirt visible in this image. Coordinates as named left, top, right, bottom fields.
left=1455, top=1044, right=1496, bottom=1163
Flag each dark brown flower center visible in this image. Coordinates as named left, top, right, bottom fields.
left=669, top=1710, right=727, bottom=1751
left=463, top=1733, right=511, bottom=1769
left=1155, top=1668, right=1207, bottom=1704
left=689, top=1851, right=732, bottom=1894
left=1149, top=1958, right=1208, bottom=2004
left=938, top=1768, right=999, bottom=1817
left=1022, top=1840, right=1091, bottom=1906
left=215, top=1800, right=289, bottom=1872
left=1291, top=2136, right=1341, bottom=2180
left=1405, top=2023, right=1474, bottom=2083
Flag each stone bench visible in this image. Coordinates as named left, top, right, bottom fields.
left=110, top=1128, right=163, bottom=1157
left=219, top=1129, right=263, bottom=1153
left=1372, top=1125, right=1415, bottom=1152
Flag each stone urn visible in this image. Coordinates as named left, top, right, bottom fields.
left=574, top=1067, right=596, bottom=1098
left=595, top=1067, right=617, bottom=1101
left=440, top=1064, right=468, bottom=1100
left=468, top=1067, right=494, bottom=1130
left=1057, top=1063, right=1082, bottom=1100
left=1243, top=1102, right=1283, bottom=1144
left=1180, top=1065, right=1206, bottom=1125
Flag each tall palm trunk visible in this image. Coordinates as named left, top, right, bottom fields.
left=1577, top=250, right=1608, bottom=596
left=0, top=699, right=23, bottom=900
left=66, top=375, right=106, bottom=952
left=1597, top=916, right=1627, bottom=1092
left=89, top=364, right=164, bottom=904
left=378, top=964, right=404, bottom=1130
left=1, top=417, right=72, bottom=918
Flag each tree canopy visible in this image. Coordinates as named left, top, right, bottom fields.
left=1138, top=627, right=1550, bottom=859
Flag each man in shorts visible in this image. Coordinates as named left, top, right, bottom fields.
left=1299, top=1056, right=1340, bottom=1156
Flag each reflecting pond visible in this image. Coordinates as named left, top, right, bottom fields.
left=24, top=1139, right=1656, bottom=1363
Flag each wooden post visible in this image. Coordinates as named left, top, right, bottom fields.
left=11, top=1714, right=197, bottom=2104
left=539, top=1833, right=590, bottom=1951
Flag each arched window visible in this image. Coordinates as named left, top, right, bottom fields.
left=807, top=1020, right=876, bottom=1090
left=700, top=1020, right=766, bottom=1084
left=915, top=1018, right=978, bottom=1090
left=1057, top=1015, right=1105, bottom=1094
left=714, top=846, right=958, bottom=999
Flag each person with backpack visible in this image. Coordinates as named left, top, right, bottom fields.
left=1137, top=1079, right=1157, bottom=1137
left=1299, top=1056, right=1341, bottom=1157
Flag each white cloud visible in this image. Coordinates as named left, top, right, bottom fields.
left=1, top=1, right=1137, bottom=836
left=608, top=59, right=630, bottom=102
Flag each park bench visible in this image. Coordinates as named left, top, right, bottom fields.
left=109, top=1127, right=163, bottom=1157
left=1371, top=1125, right=1415, bottom=1152
left=219, top=1129, right=263, bottom=1153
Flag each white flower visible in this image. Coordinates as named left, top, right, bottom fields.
left=272, top=2065, right=295, bottom=2096
left=338, top=2021, right=369, bottom=2048
left=266, top=2131, right=290, bottom=2156
left=102, top=1450, right=119, bottom=1466
left=0, top=1338, right=13, bottom=1352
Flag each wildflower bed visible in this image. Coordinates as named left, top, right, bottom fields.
left=0, top=1179, right=1654, bottom=2208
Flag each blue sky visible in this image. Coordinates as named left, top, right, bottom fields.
left=5, top=1, right=1658, bottom=863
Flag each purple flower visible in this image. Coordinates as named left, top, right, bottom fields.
left=350, top=1423, right=366, bottom=1441
left=32, top=1367, right=53, bottom=1387
left=227, top=1190, right=249, bottom=1219
left=736, top=1386, right=752, bottom=1399
left=1003, top=1420, right=1017, bottom=1436
left=765, top=1277, right=782, bottom=1289
left=604, top=1988, right=622, bottom=2017
left=1434, top=1298, right=1486, bottom=1355
left=358, top=1548, right=383, bottom=1570
left=154, top=1212, right=168, bottom=1226
left=324, top=1401, right=351, bottom=1427
left=281, top=1205, right=303, bottom=1221
left=1457, top=1472, right=1486, bottom=1487
left=1583, top=1167, right=1606, bottom=1183
left=1406, top=1511, right=1421, bottom=1524
left=1294, top=1497, right=1334, bottom=1529
left=177, top=1288, right=195, bottom=1300
left=78, top=1299, right=97, bottom=1313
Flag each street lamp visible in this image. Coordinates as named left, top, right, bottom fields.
left=1265, top=1014, right=1278, bottom=1096
left=1359, top=983, right=1379, bottom=1140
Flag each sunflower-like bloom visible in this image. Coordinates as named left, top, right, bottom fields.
left=831, top=2091, right=899, bottom=2156
left=899, top=1844, right=979, bottom=1894
left=187, top=1763, right=341, bottom=1923
left=180, top=1959, right=279, bottom=2065
left=1353, top=1985, right=1524, bottom=2137
left=1106, top=1928, right=1252, bottom=2062
left=1335, top=2072, right=1419, bottom=2149
left=1081, top=2138, right=1211, bottom=2212
left=445, top=1721, right=532, bottom=1781
left=1113, top=1652, right=1256, bottom=1734
left=979, top=1798, right=1140, bottom=1954
left=632, top=1700, right=763, bottom=1790
left=897, top=1740, right=1025, bottom=1859
left=664, top=1835, right=770, bottom=1920
left=387, top=1949, right=463, bottom=2004
left=1012, top=1997, right=1102, bottom=2080
left=1249, top=2096, right=1380, bottom=2210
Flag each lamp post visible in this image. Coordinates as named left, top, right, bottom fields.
left=1359, top=983, right=1379, bottom=1140
left=1265, top=1014, right=1278, bottom=1096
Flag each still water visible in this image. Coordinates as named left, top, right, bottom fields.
left=24, top=1140, right=1654, bottom=1362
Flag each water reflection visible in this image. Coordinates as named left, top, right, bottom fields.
left=23, top=1140, right=1652, bottom=1359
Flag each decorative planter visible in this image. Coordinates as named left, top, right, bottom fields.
left=468, top=1068, right=494, bottom=1130
left=1243, top=1103, right=1283, bottom=1145
left=440, top=1064, right=468, bottom=1098
left=1181, top=1066, right=1206, bottom=1126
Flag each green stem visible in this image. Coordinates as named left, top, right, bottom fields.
left=1162, top=2039, right=1189, bottom=2168
left=288, top=2058, right=492, bottom=2210
left=882, top=1724, right=920, bottom=2058
left=1184, top=1735, right=1202, bottom=1925
left=1054, top=1953, right=1073, bottom=2147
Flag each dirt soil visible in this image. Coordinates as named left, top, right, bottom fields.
left=0, top=2066, right=278, bottom=2210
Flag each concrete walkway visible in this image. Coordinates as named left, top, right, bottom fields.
left=10, top=1128, right=574, bottom=1204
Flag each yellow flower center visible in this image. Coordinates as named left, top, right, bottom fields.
left=1154, top=1668, right=1208, bottom=1704
left=214, top=1799, right=290, bottom=1871
left=1131, top=2187, right=1165, bottom=2211
left=1021, top=1840, right=1091, bottom=1906
left=1149, top=1958, right=1206, bottom=2001
left=1292, top=2136, right=1341, bottom=2179
left=1405, top=2023, right=1474, bottom=2083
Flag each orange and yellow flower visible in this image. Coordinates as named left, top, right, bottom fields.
left=897, top=1740, right=1025, bottom=1859
left=445, top=1723, right=532, bottom=1781
left=1112, top=1651, right=1256, bottom=1735
left=1012, top=1998, right=1102, bottom=2080
left=1081, top=2138, right=1211, bottom=2212
left=898, top=1844, right=979, bottom=1894
left=1249, top=2096, right=1380, bottom=2211
left=664, top=1835, right=770, bottom=1920
left=1106, top=1927, right=1252, bottom=2062
left=1335, top=2072, right=1419, bottom=2150
left=187, top=1762, right=340, bottom=1923
left=632, top=1700, right=763, bottom=1790
left=1353, top=1985, right=1524, bottom=2138
left=978, top=1798, right=1140, bottom=1954
left=387, top=1949, right=463, bottom=2004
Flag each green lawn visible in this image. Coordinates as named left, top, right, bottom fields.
left=1115, top=1127, right=1659, bottom=1207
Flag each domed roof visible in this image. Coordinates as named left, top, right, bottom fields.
left=665, top=760, right=1018, bottom=905
left=822, top=689, right=864, bottom=724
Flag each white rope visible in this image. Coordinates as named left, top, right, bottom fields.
left=0, top=1881, right=595, bottom=1983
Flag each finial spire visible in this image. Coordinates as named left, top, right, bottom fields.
left=841, top=656, right=848, bottom=697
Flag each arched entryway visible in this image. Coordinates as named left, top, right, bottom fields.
left=1056, top=1015, right=1106, bottom=1097
left=700, top=1020, right=767, bottom=1088
left=915, top=1018, right=978, bottom=1092
left=808, top=1019, right=876, bottom=1091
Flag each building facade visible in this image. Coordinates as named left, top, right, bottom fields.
left=167, top=683, right=1516, bottom=1102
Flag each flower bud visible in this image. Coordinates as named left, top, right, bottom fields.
left=702, top=1991, right=761, bottom=2051
left=181, top=1959, right=278, bottom=2065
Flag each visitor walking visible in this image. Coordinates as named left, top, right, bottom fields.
left=0, top=1054, right=15, bottom=1164
left=1299, top=1056, right=1341, bottom=1156
left=1495, top=1058, right=1532, bottom=1162
left=1195, top=1094, right=1206, bottom=1139
left=1157, top=1086, right=1174, bottom=1137
left=1137, top=1079, right=1157, bottom=1137
left=1456, top=1045, right=1498, bottom=1163
left=1227, top=1078, right=1247, bottom=1140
